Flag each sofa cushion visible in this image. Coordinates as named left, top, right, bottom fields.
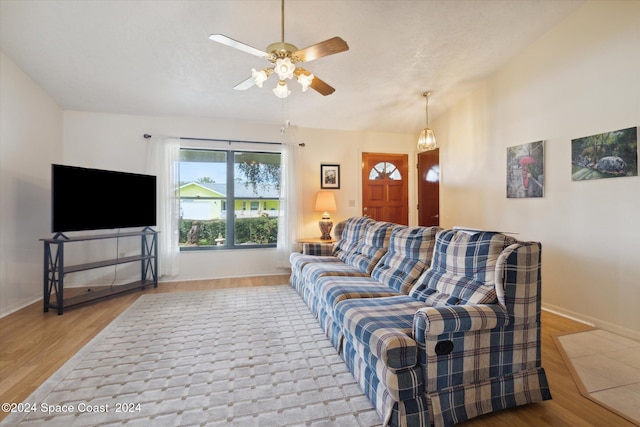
left=289, top=252, right=343, bottom=293
left=302, top=262, right=370, bottom=294
left=333, top=216, right=373, bottom=262
left=315, top=276, right=404, bottom=318
left=370, top=226, right=440, bottom=294
left=410, top=230, right=517, bottom=306
left=345, top=221, right=396, bottom=274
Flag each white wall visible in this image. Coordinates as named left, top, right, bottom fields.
left=0, top=52, right=63, bottom=316
left=434, top=1, right=640, bottom=338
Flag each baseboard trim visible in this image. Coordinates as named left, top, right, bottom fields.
left=543, top=303, right=640, bottom=341
left=158, top=272, right=290, bottom=284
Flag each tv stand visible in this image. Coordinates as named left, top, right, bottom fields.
left=41, top=229, right=158, bottom=315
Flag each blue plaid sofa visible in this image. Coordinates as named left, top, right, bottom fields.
left=289, top=219, right=551, bottom=426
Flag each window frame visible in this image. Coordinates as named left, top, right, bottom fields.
left=178, top=146, right=281, bottom=251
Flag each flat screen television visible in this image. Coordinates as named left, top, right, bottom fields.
left=51, top=164, right=157, bottom=233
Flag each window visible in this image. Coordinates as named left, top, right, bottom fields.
left=369, top=162, right=401, bottom=180
left=178, top=148, right=281, bottom=249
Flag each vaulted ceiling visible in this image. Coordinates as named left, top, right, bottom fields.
left=0, top=0, right=584, bottom=135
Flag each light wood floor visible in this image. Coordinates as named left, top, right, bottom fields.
left=0, top=275, right=634, bottom=426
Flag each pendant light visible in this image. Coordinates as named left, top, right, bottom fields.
left=417, top=91, right=437, bottom=151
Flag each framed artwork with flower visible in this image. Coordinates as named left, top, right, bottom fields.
left=506, top=141, right=544, bottom=198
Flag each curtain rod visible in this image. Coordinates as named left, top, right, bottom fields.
left=143, top=134, right=305, bottom=147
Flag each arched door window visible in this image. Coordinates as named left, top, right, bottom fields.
left=368, top=162, right=402, bottom=180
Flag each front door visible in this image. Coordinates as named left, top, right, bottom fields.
left=417, top=149, right=440, bottom=226
left=362, top=152, right=408, bottom=225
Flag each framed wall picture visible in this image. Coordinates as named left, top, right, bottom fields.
left=506, top=140, right=544, bottom=198
left=320, top=164, right=340, bottom=189
left=571, top=126, right=638, bottom=181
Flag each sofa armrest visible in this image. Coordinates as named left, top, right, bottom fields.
left=413, top=304, right=510, bottom=338
left=357, top=327, right=419, bottom=372
left=302, top=242, right=334, bottom=256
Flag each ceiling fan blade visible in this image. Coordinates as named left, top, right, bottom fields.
left=209, top=34, right=269, bottom=58
left=294, top=37, right=349, bottom=62
left=233, top=76, right=256, bottom=90
left=309, top=75, right=335, bottom=96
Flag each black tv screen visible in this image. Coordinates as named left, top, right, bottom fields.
left=52, top=164, right=157, bottom=233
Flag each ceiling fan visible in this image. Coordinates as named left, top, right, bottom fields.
left=209, top=0, right=349, bottom=98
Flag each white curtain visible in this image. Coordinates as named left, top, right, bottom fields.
left=147, top=136, right=180, bottom=277
left=276, top=132, right=301, bottom=268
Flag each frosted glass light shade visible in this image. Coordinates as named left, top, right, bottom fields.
left=297, top=73, right=314, bottom=91
left=274, top=57, right=296, bottom=80
left=418, top=128, right=437, bottom=151
left=251, top=68, right=269, bottom=88
left=273, top=81, right=291, bottom=98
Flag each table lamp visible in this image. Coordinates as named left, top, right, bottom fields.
left=314, top=191, right=337, bottom=240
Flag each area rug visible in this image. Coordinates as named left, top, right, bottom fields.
left=1, top=286, right=380, bottom=427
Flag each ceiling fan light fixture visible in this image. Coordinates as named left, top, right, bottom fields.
left=273, top=80, right=291, bottom=98
left=209, top=0, right=349, bottom=98
left=251, top=68, right=270, bottom=88
left=418, top=91, right=438, bottom=151
left=297, top=72, right=314, bottom=91
left=274, top=57, right=295, bottom=80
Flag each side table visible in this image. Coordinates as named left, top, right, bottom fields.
left=296, top=237, right=336, bottom=253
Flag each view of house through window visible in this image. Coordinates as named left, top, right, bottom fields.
left=179, top=148, right=281, bottom=249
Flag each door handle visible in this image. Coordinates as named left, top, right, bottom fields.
left=431, top=214, right=439, bottom=218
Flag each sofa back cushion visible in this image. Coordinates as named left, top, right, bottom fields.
left=345, top=221, right=396, bottom=273
left=370, top=225, right=440, bottom=294
left=410, top=229, right=517, bottom=306
left=333, top=216, right=373, bottom=262
left=332, top=220, right=346, bottom=242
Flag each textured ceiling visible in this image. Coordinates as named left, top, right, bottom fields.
left=0, top=0, right=584, bottom=135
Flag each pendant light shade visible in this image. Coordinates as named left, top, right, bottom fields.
left=418, top=92, right=437, bottom=151
left=418, top=128, right=437, bottom=151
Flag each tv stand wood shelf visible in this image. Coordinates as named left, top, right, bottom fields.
left=41, top=228, right=158, bottom=315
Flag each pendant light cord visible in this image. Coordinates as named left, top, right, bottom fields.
left=424, top=92, right=430, bottom=128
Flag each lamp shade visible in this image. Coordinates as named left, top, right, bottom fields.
left=314, top=191, right=337, bottom=213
